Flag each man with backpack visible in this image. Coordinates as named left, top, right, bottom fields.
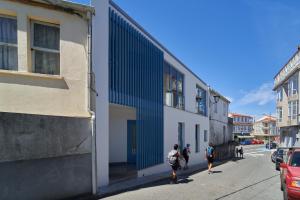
left=168, top=144, right=180, bottom=184
left=205, top=142, right=215, bottom=174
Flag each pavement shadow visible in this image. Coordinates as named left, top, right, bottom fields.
left=231, top=157, right=244, bottom=162
left=177, top=175, right=194, bottom=184
left=211, top=170, right=222, bottom=174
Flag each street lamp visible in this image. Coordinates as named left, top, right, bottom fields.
left=213, top=95, right=220, bottom=104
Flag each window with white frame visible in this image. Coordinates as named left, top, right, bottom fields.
left=277, top=87, right=283, bottom=102
left=31, top=21, right=60, bottom=75
left=293, top=101, right=298, bottom=120
left=277, top=107, right=282, bottom=122
left=288, top=101, right=292, bottom=119
left=0, top=15, right=17, bottom=70
left=288, top=76, right=298, bottom=96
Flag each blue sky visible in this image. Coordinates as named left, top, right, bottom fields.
left=71, top=0, right=300, bottom=119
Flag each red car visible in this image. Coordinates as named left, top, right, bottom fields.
left=251, top=140, right=258, bottom=145
left=280, top=149, right=300, bottom=200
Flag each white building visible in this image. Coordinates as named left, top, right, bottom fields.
left=92, top=0, right=210, bottom=189
left=209, top=89, right=231, bottom=145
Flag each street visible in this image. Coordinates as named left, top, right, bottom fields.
left=101, top=145, right=282, bottom=200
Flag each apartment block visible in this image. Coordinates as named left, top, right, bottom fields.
left=229, top=113, right=254, bottom=140
left=252, top=116, right=279, bottom=142
left=274, top=47, right=300, bottom=147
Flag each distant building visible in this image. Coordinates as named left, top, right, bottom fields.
left=252, top=116, right=279, bottom=142
left=229, top=113, right=254, bottom=141
left=209, top=88, right=231, bottom=145
left=273, top=47, right=300, bottom=147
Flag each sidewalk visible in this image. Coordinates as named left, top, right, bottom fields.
left=97, top=160, right=228, bottom=199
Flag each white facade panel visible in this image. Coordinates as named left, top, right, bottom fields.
left=109, top=105, right=136, bottom=163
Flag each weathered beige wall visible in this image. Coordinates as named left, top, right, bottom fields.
left=0, top=1, right=89, bottom=117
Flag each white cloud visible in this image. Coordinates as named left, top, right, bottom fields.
left=238, top=82, right=276, bottom=106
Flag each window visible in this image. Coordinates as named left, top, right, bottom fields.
left=288, top=101, right=298, bottom=120
left=0, top=15, right=17, bottom=70
left=195, top=124, right=200, bottom=153
left=223, top=102, right=227, bottom=116
left=293, top=101, right=298, bottom=120
left=223, top=126, right=226, bottom=143
left=31, top=21, right=60, bottom=75
left=277, top=107, right=282, bottom=122
left=164, top=62, right=184, bottom=109
left=277, top=87, right=283, bottom=102
left=288, top=76, right=298, bottom=96
left=196, top=85, right=207, bottom=116
left=204, top=130, right=208, bottom=142
left=288, top=101, right=292, bottom=119
left=178, top=122, right=185, bottom=152
left=214, top=102, right=217, bottom=113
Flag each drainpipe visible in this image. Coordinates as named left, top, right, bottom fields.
left=87, top=10, right=97, bottom=195
left=90, top=111, right=97, bottom=195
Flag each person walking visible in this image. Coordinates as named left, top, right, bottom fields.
left=205, top=142, right=215, bottom=174
left=182, top=144, right=191, bottom=170
left=236, top=147, right=239, bottom=158
left=240, top=147, right=244, bottom=158
left=168, top=144, right=180, bottom=184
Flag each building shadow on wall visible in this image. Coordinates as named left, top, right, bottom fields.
left=0, top=73, right=69, bottom=89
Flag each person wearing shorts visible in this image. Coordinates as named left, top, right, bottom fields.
left=206, top=142, right=215, bottom=174
left=168, top=144, right=180, bottom=183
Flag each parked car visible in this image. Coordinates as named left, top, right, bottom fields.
left=271, top=151, right=277, bottom=163
left=275, top=148, right=289, bottom=171
left=240, top=140, right=251, bottom=145
left=280, top=148, right=300, bottom=200
left=251, top=140, right=258, bottom=145
left=266, top=142, right=277, bottom=149
left=258, top=140, right=264, bottom=144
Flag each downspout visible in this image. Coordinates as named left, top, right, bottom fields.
left=87, top=10, right=97, bottom=195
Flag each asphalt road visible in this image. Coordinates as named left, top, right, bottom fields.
left=102, top=145, right=283, bottom=200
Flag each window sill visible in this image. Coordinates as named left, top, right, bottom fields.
left=0, top=70, right=64, bottom=80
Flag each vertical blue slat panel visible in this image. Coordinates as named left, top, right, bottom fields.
left=108, top=10, right=164, bottom=170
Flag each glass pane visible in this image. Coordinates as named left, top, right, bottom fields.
left=0, top=17, right=17, bottom=44
left=34, top=23, right=59, bottom=50
left=34, top=50, right=60, bottom=75
left=0, top=45, right=17, bottom=70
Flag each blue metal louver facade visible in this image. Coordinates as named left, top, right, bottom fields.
left=109, top=9, right=164, bottom=170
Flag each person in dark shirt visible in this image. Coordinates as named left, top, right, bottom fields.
left=182, top=144, right=191, bottom=170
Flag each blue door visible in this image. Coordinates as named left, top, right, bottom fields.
left=127, top=120, right=137, bottom=164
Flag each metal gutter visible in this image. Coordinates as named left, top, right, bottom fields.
left=109, top=0, right=208, bottom=87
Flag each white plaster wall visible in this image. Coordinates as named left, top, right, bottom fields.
left=95, top=0, right=211, bottom=184
left=138, top=51, right=210, bottom=177
left=138, top=106, right=209, bottom=177
left=209, top=94, right=230, bottom=145
left=92, top=0, right=110, bottom=188
left=109, top=105, right=136, bottom=163
left=0, top=1, right=90, bottom=117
